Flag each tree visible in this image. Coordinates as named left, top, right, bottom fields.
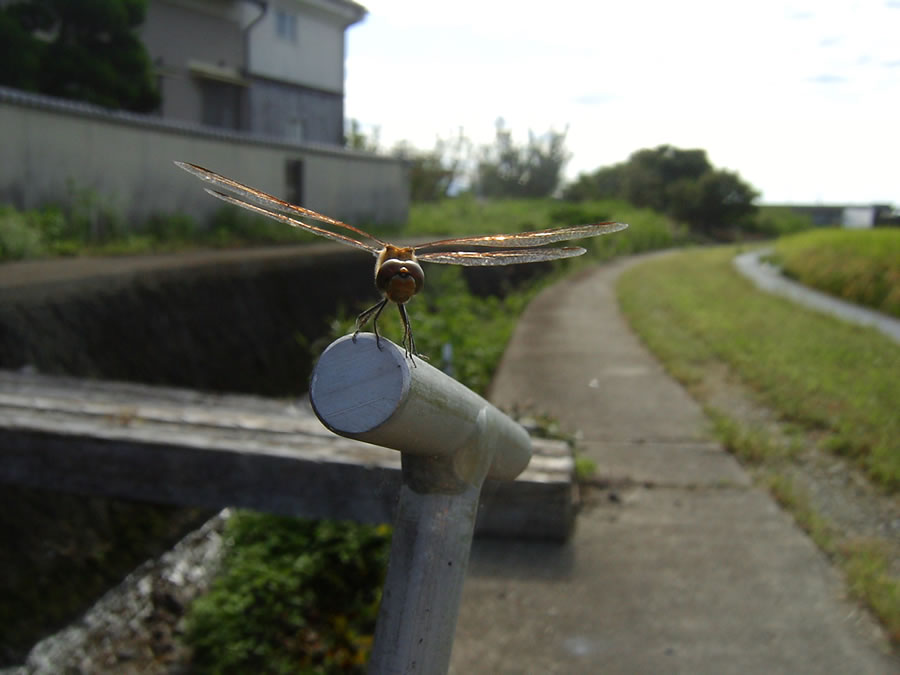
left=0, top=0, right=160, bottom=112
left=622, top=145, right=712, bottom=212
left=565, top=144, right=759, bottom=237
left=563, top=163, right=626, bottom=202
left=667, top=170, right=759, bottom=236
left=475, top=120, right=570, bottom=199
left=392, top=130, right=471, bottom=202
left=345, top=119, right=380, bottom=153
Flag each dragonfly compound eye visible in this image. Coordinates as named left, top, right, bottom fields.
left=376, top=259, right=424, bottom=304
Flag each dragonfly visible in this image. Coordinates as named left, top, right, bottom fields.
left=175, top=161, right=628, bottom=359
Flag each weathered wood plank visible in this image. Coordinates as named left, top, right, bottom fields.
left=0, top=371, right=575, bottom=539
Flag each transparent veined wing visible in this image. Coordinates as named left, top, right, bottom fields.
left=416, top=247, right=588, bottom=266
left=175, top=161, right=385, bottom=253
left=416, top=222, right=628, bottom=250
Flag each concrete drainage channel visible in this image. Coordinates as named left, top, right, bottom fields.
left=3, top=513, right=230, bottom=674
left=733, top=248, right=900, bottom=344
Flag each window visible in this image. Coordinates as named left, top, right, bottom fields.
left=275, top=9, right=297, bottom=42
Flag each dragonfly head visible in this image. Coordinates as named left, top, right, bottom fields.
left=376, top=257, right=424, bottom=304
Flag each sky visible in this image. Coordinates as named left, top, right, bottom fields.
left=344, top=0, right=900, bottom=205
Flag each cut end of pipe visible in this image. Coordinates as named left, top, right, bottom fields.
left=310, top=334, right=410, bottom=435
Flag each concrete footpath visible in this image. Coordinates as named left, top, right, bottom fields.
left=450, top=254, right=897, bottom=674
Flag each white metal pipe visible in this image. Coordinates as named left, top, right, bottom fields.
left=310, top=333, right=533, bottom=673
left=310, top=333, right=532, bottom=482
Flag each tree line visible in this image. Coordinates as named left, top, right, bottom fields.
left=371, top=122, right=759, bottom=238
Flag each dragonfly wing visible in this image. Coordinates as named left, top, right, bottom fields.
left=175, top=161, right=386, bottom=248
left=417, top=247, right=587, bottom=266
left=204, top=189, right=379, bottom=254
left=416, top=222, right=628, bottom=250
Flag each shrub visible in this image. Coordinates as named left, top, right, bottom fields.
left=184, top=513, right=391, bottom=674
left=0, top=206, right=45, bottom=259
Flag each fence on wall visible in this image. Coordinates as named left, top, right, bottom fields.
left=0, top=86, right=409, bottom=226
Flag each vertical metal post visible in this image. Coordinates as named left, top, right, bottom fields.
left=367, top=455, right=482, bottom=674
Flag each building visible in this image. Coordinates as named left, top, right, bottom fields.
left=770, top=204, right=895, bottom=228
left=0, top=0, right=408, bottom=226
left=142, top=0, right=367, bottom=145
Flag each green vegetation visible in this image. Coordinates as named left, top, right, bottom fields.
left=0, top=200, right=324, bottom=261
left=617, top=246, right=900, bottom=640
left=350, top=120, right=569, bottom=202
left=771, top=228, right=900, bottom=318
left=753, top=206, right=815, bottom=237
left=341, top=199, right=682, bottom=392
left=0, top=0, right=160, bottom=112
left=0, top=182, right=681, bottom=263
left=408, top=196, right=678, bottom=250
left=765, top=473, right=900, bottom=642
left=474, top=121, right=569, bottom=199
left=564, top=145, right=760, bottom=239
left=324, top=265, right=535, bottom=395
left=618, top=247, right=899, bottom=488
left=185, top=514, right=391, bottom=674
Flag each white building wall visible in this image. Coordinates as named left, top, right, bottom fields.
left=245, top=0, right=357, bottom=94
left=142, top=0, right=246, bottom=125
left=842, top=207, right=875, bottom=229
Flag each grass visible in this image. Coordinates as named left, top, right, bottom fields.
left=323, top=264, right=540, bottom=395
left=408, top=195, right=680, bottom=256
left=705, top=407, right=796, bottom=464
left=618, top=246, right=899, bottom=489
left=770, top=227, right=900, bottom=318
left=617, top=245, right=900, bottom=642
left=764, top=473, right=837, bottom=553
left=0, top=191, right=681, bottom=262
left=765, top=472, right=900, bottom=641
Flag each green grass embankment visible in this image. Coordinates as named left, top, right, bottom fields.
left=771, top=228, right=900, bottom=318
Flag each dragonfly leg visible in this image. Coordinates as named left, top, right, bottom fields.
left=397, top=304, right=426, bottom=362
left=354, top=298, right=389, bottom=349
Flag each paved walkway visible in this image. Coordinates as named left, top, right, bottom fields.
left=450, top=254, right=897, bottom=674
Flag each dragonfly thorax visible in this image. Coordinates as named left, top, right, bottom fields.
left=375, top=248, right=424, bottom=305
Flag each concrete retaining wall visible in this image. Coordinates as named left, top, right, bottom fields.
left=0, top=86, right=408, bottom=227
left=0, top=245, right=376, bottom=396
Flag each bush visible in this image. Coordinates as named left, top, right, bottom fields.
left=752, top=207, right=814, bottom=237
left=0, top=206, right=45, bottom=259
left=208, top=204, right=319, bottom=246
left=141, top=212, right=200, bottom=241
left=184, top=513, right=391, bottom=674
